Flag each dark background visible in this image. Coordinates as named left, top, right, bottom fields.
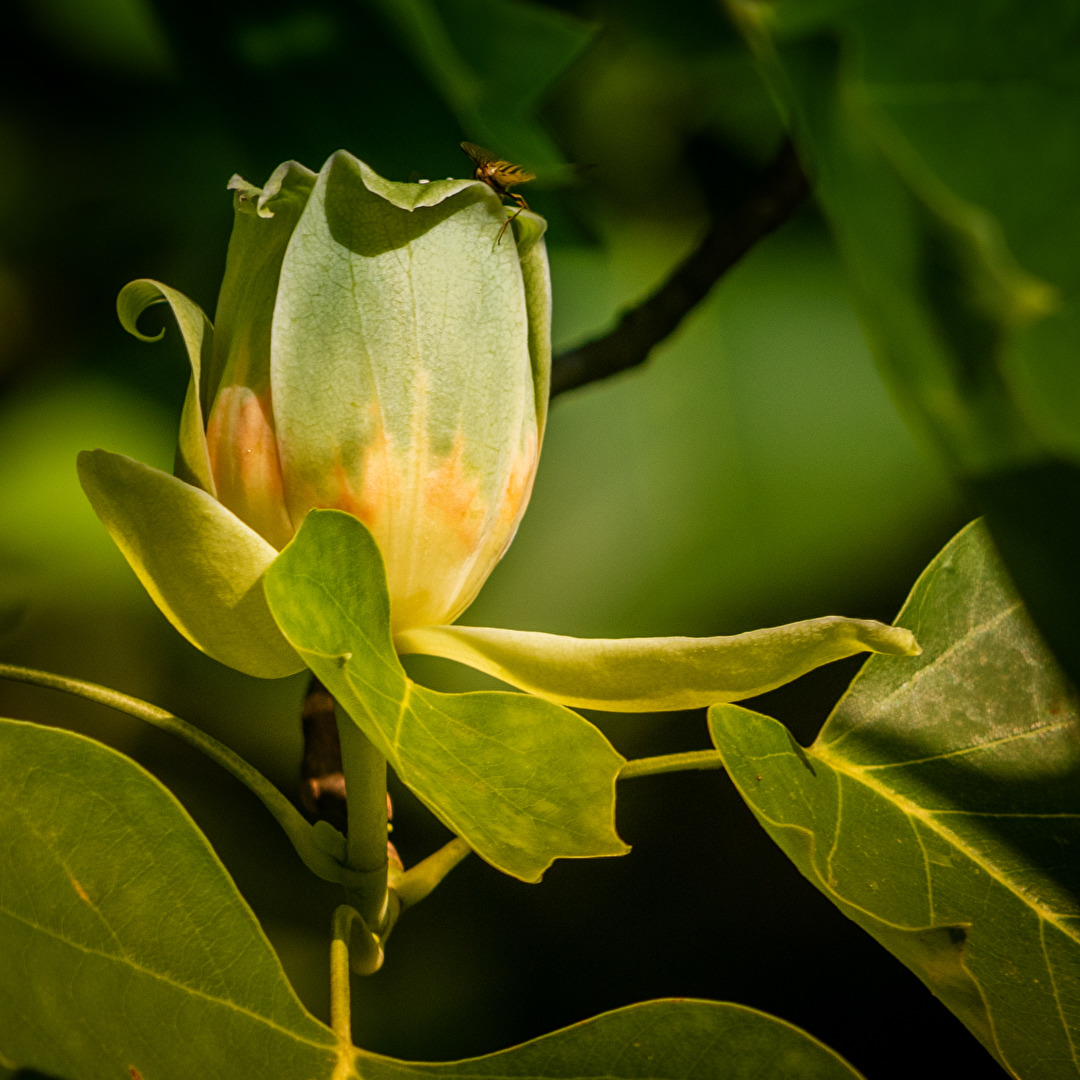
left=0, top=0, right=989, bottom=1076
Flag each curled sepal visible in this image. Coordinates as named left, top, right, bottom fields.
left=77, top=449, right=303, bottom=679
left=263, top=510, right=629, bottom=882
left=116, top=279, right=215, bottom=495
left=395, top=619, right=921, bottom=713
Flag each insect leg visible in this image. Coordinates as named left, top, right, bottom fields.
left=495, top=195, right=529, bottom=245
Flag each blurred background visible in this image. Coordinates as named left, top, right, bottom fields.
left=0, top=0, right=987, bottom=1076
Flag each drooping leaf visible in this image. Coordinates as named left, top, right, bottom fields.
left=731, top=0, right=1080, bottom=682
left=264, top=510, right=628, bottom=882
left=77, top=449, right=302, bottom=678
left=360, top=999, right=866, bottom=1080
left=710, top=520, right=1080, bottom=1079
left=397, top=616, right=918, bottom=712
left=0, top=716, right=342, bottom=1079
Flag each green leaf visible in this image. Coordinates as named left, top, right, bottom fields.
left=0, top=716, right=343, bottom=1079
left=737, top=0, right=1074, bottom=466
left=397, top=617, right=919, bottom=712
left=365, top=0, right=593, bottom=170
left=0, top=661, right=349, bottom=884
left=0, top=721, right=858, bottom=1078
left=710, top=520, right=1080, bottom=1079
left=77, top=449, right=303, bottom=679
left=362, top=1000, right=865, bottom=1080
left=0, top=716, right=859, bottom=1079
left=116, top=278, right=217, bottom=494
left=264, top=510, right=628, bottom=882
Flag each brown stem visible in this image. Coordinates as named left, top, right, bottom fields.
left=300, top=674, right=348, bottom=833
left=549, top=139, right=809, bottom=397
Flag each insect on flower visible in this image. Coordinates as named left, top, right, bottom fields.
left=461, top=141, right=535, bottom=244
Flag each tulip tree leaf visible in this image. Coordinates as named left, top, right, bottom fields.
left=397, top=617, right=919, bottom=713
left=363, top=1000, right=865, bottom=1080
left=0, top=716, right=343, bottom=1079
left=0, top=716, right=861, bottom=1079
left=709, top=520, right=1080, bottom=1079
left=731, top=0, right=1080, bottom=684
left=264, top=510, right=628, bottom=882
left=77, top=449, right=303, bottom=679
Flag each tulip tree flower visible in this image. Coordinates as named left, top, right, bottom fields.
left=79, top=151, right=919, bottom=884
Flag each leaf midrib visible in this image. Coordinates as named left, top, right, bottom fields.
left=0, top=903, right=336, bottom=1050
left=813, top=741, right=1080, bottom=942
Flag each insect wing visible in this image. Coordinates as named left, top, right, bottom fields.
left=461, top=141, right=498, bottom=167
left=461, top=142, right=535, bottom=188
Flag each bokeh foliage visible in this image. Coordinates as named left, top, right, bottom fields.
left=733, top=0, right=1080, bottom=684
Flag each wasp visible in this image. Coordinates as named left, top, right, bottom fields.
left=461, top=142, right=535, bottom=244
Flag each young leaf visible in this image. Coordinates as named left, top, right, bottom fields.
left=710, top=520, right=1080, bottom=1079
left=264, top=510, right=628, bottom=882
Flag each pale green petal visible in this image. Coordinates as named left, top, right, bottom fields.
left=513, top=209, right=552, bottom=437
left=271, top=150, right=540, bottom=630
left=396, top=619, right=922, bottom=712
left=350, top=161, right=481, bottom=210
left=116, top=279, right=215, bottom=495
left=77, top=449, right=302, bottom=679
left=209, top=161, right=317, bottom=403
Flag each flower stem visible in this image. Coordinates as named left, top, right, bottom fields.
left=0, top=661, right=345, bottom=883
left=619, top=749, right=725, bottom=780
left=336, top=717, right=389, bottom=932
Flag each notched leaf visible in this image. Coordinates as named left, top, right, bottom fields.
left=264, top=510, right=627, bottom=882
left=710, top=521, right=1080, bottom=1078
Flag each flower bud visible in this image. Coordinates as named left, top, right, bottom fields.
left=212, top=153, right=550, bottom=632
left=81, top=152, right=550, bottom=676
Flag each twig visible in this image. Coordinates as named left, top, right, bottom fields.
left=300, top=674, right=348, bottom=833
left=550, top=139, right=809, bottom=397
